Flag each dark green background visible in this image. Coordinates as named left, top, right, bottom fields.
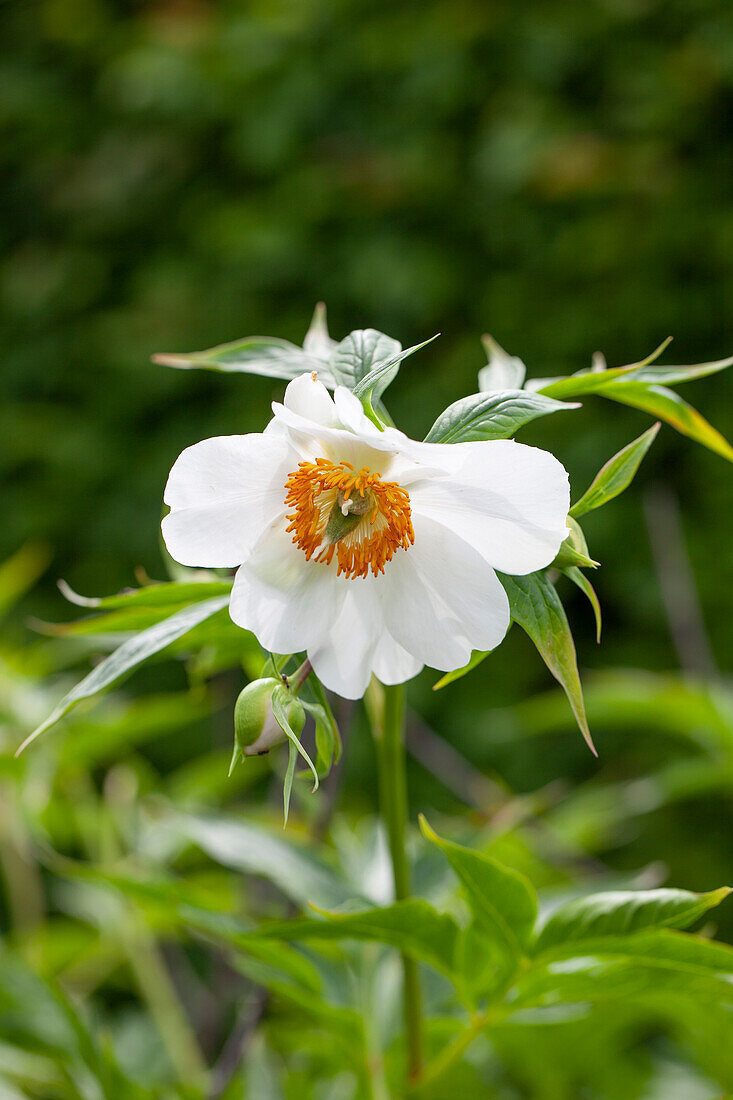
left=2, top=0, right=731, bottom=870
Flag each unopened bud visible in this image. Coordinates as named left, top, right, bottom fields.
left=231, top=678, right=306, bottom=773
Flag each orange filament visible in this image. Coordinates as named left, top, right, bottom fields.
left=284, top=458, right=414, bottom=579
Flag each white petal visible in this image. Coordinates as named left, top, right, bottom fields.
left=282, top=373, right=339, bottom=426
left=333, top=385, right=384, bottom=438
left=380, top=515, right=510, bottom=670
left=370, top=632, right=424, bottom=686
left=230, top=527, right=347, bottom=655
left=406, top=439, right=569, bottom=574
left=272, top=386, right=406, bottom=462
left=308, top=583, right=384, bottom=699
left=162, top=434, right=294, bottom=567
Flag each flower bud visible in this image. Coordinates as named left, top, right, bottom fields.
left=232, top=678, right=305, bottom=764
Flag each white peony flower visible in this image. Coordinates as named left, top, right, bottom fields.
left=162, top=374, right=570, bottom=699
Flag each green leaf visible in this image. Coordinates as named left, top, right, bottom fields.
left=551, top=517, right=599, bottom=570
left=351, top=334, right=438, bottom=408
left=309, top=676, right=342, bottom=767
left=536, top=363, right=644, bottom=399
left=629, top=352, right=733, bottom=386
left=271, top=685, right=319, bottom=800
left=432, top=648, right=492, bottom=690
left=250, top=899, right=461, bottom=979
left=15, top=595, right=230, bottom=754
left=329, top=328, right=402, bottom=392
left=58, top=578, right=232, bottom=610
left=152, top=334, right=331, bottom=382
left=563, top=567, right=602, bottom=643
left=424, top=390, right=579, bottom=444
left=282, top=741, right=298, bottom=826
left=570, top=424, right=660, bottom=517
left=499, top=572, right=595, bottom=754
left=593, top=381, right=733, bottom=462
left=0, top=543, right=50, bottom=619
left=517, top=930, right=733, bottom=1009
left=534, top=337, right=674, bottom=398
left=422, top=389, right=576, bottom=444
left=301, top=700, right=338, bottom=777
left=419, top=817, right=537, bottom=962
left=534, top=887, right=731, bottom=954
left=59, top=860, right=326, bottom=994
left=165, top=811, right=359, bottom=909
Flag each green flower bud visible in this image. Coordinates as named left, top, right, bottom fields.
left=232, top=678, right=305, bottom=768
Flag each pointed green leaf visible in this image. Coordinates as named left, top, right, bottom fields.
left=166, top=812, right=358, bottom=909
left=309, top=675, right=342, bottom=766
left=329, top=328, right=402, bottom=391
left=58, top=578, right=232, bottom=610
left=420, top=817, right=537, bottom=961
left=531, top=338, right=673, bottom=398
left=351, top=334, right=439, bottom=409
left=596, top=381, right=733, bottom=462
left=534, top=887, right=731, bottom=954
left=250, top=899, right=461, bottom=979
left=271, top=686, right=319, bottom=811
left=516, top=929, right=733, bottom=1009
left=570, top=424, right=660, bottom=517
left=563, top=566, right=602, bottom=643
left=551, top=517, right=599, bottom=570
left=499, top=572, right=595, bottom=754
left=630, top=352, right=733, bottom=386
left=424, top=390, right=579, bottom=444
left=536, top=363, right=643, bottom=398
left=282, top=741, right=298, bottom=825
left=153, top=334, right=333, bottom=383
left=16, top=595, right=230, bottom=754
left=432, top=648, right=492, bottom=690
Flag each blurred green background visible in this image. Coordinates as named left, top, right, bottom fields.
left=1, top=1, right=733, bottom=1094
left=3, top=0, right=733, bottom=883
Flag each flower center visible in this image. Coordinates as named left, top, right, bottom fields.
left=284, top=458, right=414, bottom=579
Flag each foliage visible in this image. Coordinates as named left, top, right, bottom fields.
left=2, top=1, right=732, bottom=1094
left=2, top=323, right=732, bottom=1095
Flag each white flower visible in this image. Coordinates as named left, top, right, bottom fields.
left=162, top=374, right=570, bottom=699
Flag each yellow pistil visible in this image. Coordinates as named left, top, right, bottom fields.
left=284, top=458, right=414, bottom=579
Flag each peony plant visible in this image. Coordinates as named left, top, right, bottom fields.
left=19, top=307, right=733, bottom=1094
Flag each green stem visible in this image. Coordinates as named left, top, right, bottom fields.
left=409, top=1014, right=487, bottom=1093
left=371, top=682, right=423, bottom=1082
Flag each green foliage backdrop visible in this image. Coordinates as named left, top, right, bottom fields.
left=1, top=3, right=732, bottom=1095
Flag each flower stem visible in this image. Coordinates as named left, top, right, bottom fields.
left=285, top=657, right=312, bottom=694
left=371, top=681, right=423, bottom=1082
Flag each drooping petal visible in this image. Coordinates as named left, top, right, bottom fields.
left=380, top=514, right=510, bottom=669
left=370, top=631, right=424, bottom=687
left=162, top=434, right=294, bottom=567
left=405, top=439, right=569, bottom=575
left=308, top=582, right=384, bottom=699
left=230, top=527, right=348, bottom=655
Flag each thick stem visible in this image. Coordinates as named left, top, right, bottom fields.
left=372, top=682, right=423, bottom=1082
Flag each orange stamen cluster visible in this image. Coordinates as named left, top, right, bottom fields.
left=284, top=458, right=414, bottom=579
